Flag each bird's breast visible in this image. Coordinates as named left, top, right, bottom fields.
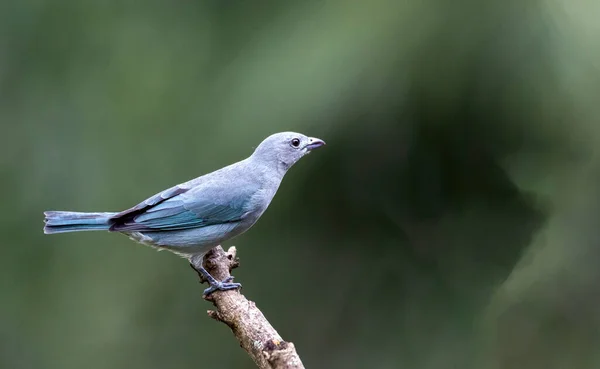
left=243, top=186, right=279, bottom=223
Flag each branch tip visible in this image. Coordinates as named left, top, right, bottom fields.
left=226, top=246, right=237, bottom=258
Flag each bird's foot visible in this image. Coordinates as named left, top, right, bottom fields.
left=203, top=276, right=242, bottom=296
left=190, top=259, right=242, bottom=297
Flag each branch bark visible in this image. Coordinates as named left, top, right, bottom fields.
left=192, top=246, right=305, bottom=369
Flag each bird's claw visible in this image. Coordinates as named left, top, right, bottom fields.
left=222, top=276, right=235, bottom=283
left=203, top=277, right=242, bottom=296
left=190, top=259, right=242, bottom=297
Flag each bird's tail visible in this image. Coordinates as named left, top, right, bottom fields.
left=43, top=211, right=118, bottom=234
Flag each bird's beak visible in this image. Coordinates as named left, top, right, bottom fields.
left=305, top=137, right=326, bottom=151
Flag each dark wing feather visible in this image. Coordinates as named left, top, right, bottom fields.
left=110, top=184, right=190, bottom=221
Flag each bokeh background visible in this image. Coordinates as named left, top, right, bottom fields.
left=2, top=0, right=600, bottom=368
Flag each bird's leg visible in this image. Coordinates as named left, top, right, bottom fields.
left=189, top=254, right=242, bottom=296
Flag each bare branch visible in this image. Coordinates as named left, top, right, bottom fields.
left=191, top=246, right=305, bottom=369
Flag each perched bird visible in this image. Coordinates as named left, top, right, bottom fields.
left=44, top=132, right=325, bottom=295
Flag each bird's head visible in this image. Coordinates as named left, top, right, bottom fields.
left=251, top=132, right=326, bottom=173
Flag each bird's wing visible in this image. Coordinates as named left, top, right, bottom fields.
left=110, top=181, right=260, bottom=232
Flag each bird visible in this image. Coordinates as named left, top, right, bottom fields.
left=43, top=132, right=326, bottom=295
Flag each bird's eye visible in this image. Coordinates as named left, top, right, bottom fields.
left=291, top=138, right=301, bottom=147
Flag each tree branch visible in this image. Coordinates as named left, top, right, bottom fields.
left=191, top=246, right=305, bottom=369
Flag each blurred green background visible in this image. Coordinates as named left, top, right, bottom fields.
left=2, top=0, right=600, bottom=368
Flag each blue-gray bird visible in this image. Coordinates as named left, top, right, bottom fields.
left=44, top=132, right=325, bottom=295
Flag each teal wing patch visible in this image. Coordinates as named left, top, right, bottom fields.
left=111, top=182, right=258, bottom=232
